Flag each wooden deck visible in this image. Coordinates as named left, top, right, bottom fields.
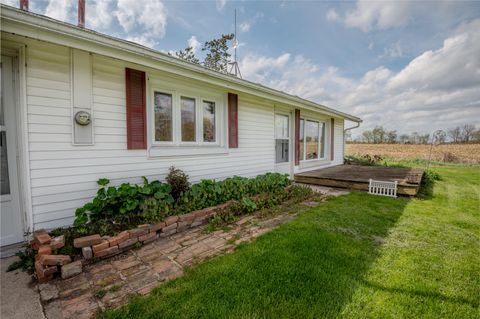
left=294, top=165, right=424, bottom=196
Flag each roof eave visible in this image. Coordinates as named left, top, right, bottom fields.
left=0, top=4, right=362, bottom=123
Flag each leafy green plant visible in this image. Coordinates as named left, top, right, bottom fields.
left=166, top=166, right=191, bottom=202
left=7, top=248, right=35, bottom=272
left=74, top=177, right=174, bottom=226
left=418, top=169, right=441, bottom=199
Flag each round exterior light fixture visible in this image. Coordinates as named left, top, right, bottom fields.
left=75, top=111, right=91, bottom=126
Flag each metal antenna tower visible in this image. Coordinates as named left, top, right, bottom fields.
left=228, top=8, right=242, bottom=78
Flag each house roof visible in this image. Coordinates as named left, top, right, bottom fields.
left=0, top=4, right=361, bottom=123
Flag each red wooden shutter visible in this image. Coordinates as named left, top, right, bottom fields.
left=330, top=118, right=335, bottom=161
left=228, top=93, right=238, bottom=148
left=125, top=68, right=147, bottom=149
left=294, top=109, right=300, bottom=165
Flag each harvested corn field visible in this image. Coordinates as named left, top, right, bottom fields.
left=346, top=143, right=480, bottom=164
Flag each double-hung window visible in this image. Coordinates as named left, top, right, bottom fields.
left=152, top=89, right=219, bottom=146
left=275, top=114, right=289, bottom=163
left=299, top=118, right=325, bottom=161
left=154, top=92, right=173, bottom=142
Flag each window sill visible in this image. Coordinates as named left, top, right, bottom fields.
left=148, top=145, right=229, bottom=158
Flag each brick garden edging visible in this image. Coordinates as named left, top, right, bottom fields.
left=31, top=202, right=231, bottom=283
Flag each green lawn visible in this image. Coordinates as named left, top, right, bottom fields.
left=104, top=165, right=480, bottom=319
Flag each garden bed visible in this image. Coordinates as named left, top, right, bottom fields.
left=21, top=169, right=314, bottom=283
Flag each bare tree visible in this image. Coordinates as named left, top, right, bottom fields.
left=362, top=130, right=374, bottom=143
left=435, top=130, right=447, bottom=144
left=418, top=134, right=430, bottom=144
left=448, top=126, right=461, bottom=143
left=344, top=130, right=352, bottom=143
left=386, top=130, right=397, bottom=143
left=473, top=129, right=480, bottom=142
left=461, top=124, right=476, bottom=143
left=372, top=126, right=386, bottom=143
left=399, top=134, right=410, bottom=144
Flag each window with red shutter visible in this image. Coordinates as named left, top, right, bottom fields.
left=228, top=93, right=238, bottom=148
left=125, top=68, right=146, bottom=149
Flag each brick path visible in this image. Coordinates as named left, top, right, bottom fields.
left=39, top=211, right=301, bottom=319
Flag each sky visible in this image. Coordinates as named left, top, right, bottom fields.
left=2, top=0, right=480, bottom=137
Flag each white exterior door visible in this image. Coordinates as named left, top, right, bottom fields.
left=1, top=55, right=24, bottom=246
left=274, top=112, right=292, bottom=175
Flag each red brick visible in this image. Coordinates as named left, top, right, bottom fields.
left=92, top=240, right=109, bottom=254
left=139, top=232, right=157, bottom=244
left=94, top=245, right=120, bottom=258
left=129, top=228, right=148, bottom=238
left=39, top=254, right=71, bottom=266
left=118, top=237, right=138, bottom=250
left=61, top=260, right=82, bottom=279
left=33, top=229, right=48, bottom=236
left=30, top=239, right=40, bottom=250
left=50, top=235, right=65, bottom=250
left=149, top=222, right=165, bottom=233
left=108, top=231, right=130, bottom=247
left=35, top=261, right=54, bottom=283
left=164, top=216, right=179, bottom=226
left=177, top=221, right=191, bottom=232
left=194, top=208, right=212, bottom=218
left=138, top=224, right=150, bottom=229
left=35, top=233, right=52, bottom=246
left=73, top=234, right=102, bottom=248
left=38, top=245, right=52, bottom=256
left=178, top=213, right=196, bottom=223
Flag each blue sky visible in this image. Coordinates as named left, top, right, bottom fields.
left=3, top=0, right=480, bottom=137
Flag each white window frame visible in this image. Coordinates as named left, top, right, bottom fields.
left=152, top=88, right=176, bottom=145
left=274, top=112, right=291, bottom=164
left=147, top=77, right=227, bottom=157
left=300, top=117, right=326, bottom=162
left=200, top=99, right=218, bottom=145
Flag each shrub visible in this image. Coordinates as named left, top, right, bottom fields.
left=344, top=154, right=383, bottom=166
left=179, top=173, right=291, bottom=212
left=74, top=177, right=174, bottom=226
left=74, top=172, right=291, bottom=227
left=165, top=166, right=191, bottom=202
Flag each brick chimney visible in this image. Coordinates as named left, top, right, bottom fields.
left=20, top=0, right=28, bottom=11
left=78, top=0, right=85, bottom=28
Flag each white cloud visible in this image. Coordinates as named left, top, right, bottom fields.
left=326, top=8, right=339, bottom=22
left=241, top=19, right=480, bottom=135
left=45, top=0, right=76, bottom=23
left=116, top=0, right=167, bottom=47
left=368, top=42, right=374, bottom=50
left=327, top=0, right=413, bottom=32
left=216, top=0, right=226, bottom=12
left=86, top=0, right=114, bottom=30
left=0, top=0, right=18, bottom=7
left=381, top=42, right=403, bottom=58
left=239, top=22, right=251, bottom=33
left=187, top=36, right=201, bottom=54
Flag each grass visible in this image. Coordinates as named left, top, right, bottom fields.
left=103, top=165, right=480, bottom=319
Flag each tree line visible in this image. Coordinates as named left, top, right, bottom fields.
left=348, top=124, right=480, bottom=144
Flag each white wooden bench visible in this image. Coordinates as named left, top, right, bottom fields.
left=368, top=179, right=398, bottom=198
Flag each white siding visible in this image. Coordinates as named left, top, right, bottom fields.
left=18, top=38, right=349, bottom=230
left=25, top=41, right=275, bottom=229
